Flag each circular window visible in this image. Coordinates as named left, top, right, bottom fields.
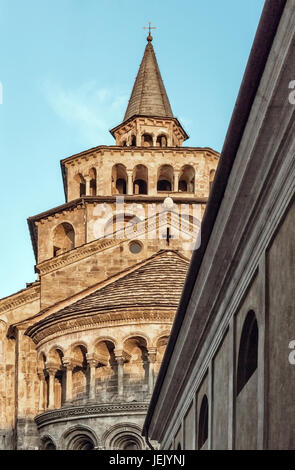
left=129, top=241, right=143, bottom=254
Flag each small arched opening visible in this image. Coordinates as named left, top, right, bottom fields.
left=53, top=222, right=75, bottom=257
left=131, top=135, right=137, bottom=147
left=71, top=345, right=88, bottom=402
left=112, top=164, right=127, bottom=195
left=237, top=310, right=258, bottom=395
left=112, top=433, right=143, bottom=450
left=179, top=165, right=195, bottom=193
left=133, top=165, right=148, bottom=195
left=47, top=347, right=65, bottom=408
left=123, top=337, right=149, bottom=394
left=156, top=134, right=167, bottom=147
left=64, top=427, right=97, bottom=451
left=157, top=165, right=174, bottom=192
left=75, top=173, right=86, bottom=197
left=89, top=168, right=97, bottom=196
left=154, top=336, right=169, bottom=376
left=94, top=340, right=116, bottom=400
left=198, top=394, right=208, bottom=449
left=40, top=436, right=57, bottom=451
left=141, top=133, right=153, bottom=147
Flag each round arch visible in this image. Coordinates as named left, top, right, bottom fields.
left=62, top=425, right=98, bottom=451
left=101, top=423, right=145, bottom=450
left=52, top=222, right=75, bottom=257
left=40, top=434, right=57, bottom=450
left=122, top=332, right=151, bottom=349
left=90, top=336, right=117, bottom=353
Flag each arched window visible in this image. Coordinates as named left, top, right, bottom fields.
left=75, top=173, right=86, bottom=197
left=112, top=164, right=127, bottom=195
left=179, top=165, right=195, bottom=193
left=40, top=436, right=56, bottom=450
left=156, top=135, right=167, bottom=147
left=177, top=443, right=182, bottom=451
left=141, top=133, right=153, bottom=147
left=237, top=310, right=258, bottom=395
left=47, top=347, right=64, bottom=408
left=157, top=165, right=174, bottom=192
left=209, top=169, right=216, bottom=191
left=89, top=168, right=97, bottom=196
left=94, top=340, right=116, bottom=400
left=133, top=164, right=148, bottom=195
left=131, top=135, right=137, bottom=147
left=72, top=345, right=88, bottom=402
left=198, top=395, right=208, bottom=449
left=122, top=140, right=127, bottom=147
left=53, top=223, right=75, bottom=257
left=123, top=336, right=149, bottom=388
left=63, top=427, right=97, bottom=450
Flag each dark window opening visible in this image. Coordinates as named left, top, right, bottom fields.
left=157, top=179, right=172, bottom=191
left=156, top=135, right=167, bottom=147
left=237, top=310, right=258, bottom=395
left=198, top=395, right=208, bottom=449
left=141, top=134, right=153, bottom=147
left=178, top=180, right=187, bottom=192
left=116, top=178, right=127, bottom=195
left=80, top=182, right=86, bottom=197
left=133, top=179, right=147, bottom=195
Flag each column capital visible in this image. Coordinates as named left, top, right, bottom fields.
left=147, top=348, right=157, bottom=363
left=87, top=358, right=99, bottom=368
left=115, top=349, right=131, bottom=364
left=45, top=363, right=59, bottom=376
left=62, top=357, right=74, bottom=370
left=37, top=368, right=46, bottom=380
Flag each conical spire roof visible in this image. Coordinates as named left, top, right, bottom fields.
left=124, top=38, right=173, bottom=121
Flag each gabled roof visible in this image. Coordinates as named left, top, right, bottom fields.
left=124, top=39, right=173, bottom=121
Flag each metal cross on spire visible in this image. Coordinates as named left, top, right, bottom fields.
left=143, top=22, right=156, bottom=42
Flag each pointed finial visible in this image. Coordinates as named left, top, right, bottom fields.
left=143, top=22, right=156, bottom=42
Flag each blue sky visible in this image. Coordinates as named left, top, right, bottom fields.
left=0, top=0, right=264, bottom=298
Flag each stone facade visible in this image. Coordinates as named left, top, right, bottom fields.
left=0, top=34, right=219, bottom=449
left=144, top=0, right=295, bottom=450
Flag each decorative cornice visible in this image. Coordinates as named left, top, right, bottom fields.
left=26, top=308, right=174, bottom=345
left=0, top=284, right=40, bottom=314
left=60, top=145, right=220, bottom=167
left=35, top=402, right=149, bottom=428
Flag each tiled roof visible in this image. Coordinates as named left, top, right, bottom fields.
left=124, top=41, right=173, bottom=121
left=48, top=251, right=189, bottom=320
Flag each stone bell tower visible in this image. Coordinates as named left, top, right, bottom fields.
left=0, top=30, right=219, bottom=450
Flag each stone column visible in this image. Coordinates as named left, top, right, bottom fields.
left=87, top=356, right=99, bottom=401
left=152, top=135, right=156, bottom=147
left=127, top=170, right=133, bottom=195
left=62, top=358, right=74, bottom=404
left=46, top=366, right=58, bottom=410
left=85, top=176, right=91, bottom=196
left=116, top=356, right=124, bottom=397
left=115, top=350, right=131, bottom=397
left=174, top=170, right=180, bottom=193
left=147, top=348, right=157, bottom=394
left=37, top=369, right=45, bottom=412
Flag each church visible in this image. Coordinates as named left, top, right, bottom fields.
left=144, top=0, right=295, bottom=450
left=0, top=27, right=219, bottom=450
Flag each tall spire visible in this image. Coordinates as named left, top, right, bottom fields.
left=123, top=34, right=173, bottom=121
